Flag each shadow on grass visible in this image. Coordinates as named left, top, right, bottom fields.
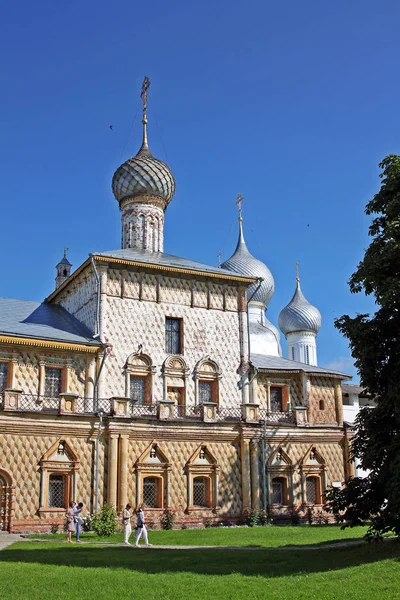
left=1, top=541, right=399, bottom=578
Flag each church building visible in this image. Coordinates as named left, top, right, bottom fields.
left=0, top=80, right=352, bottom=532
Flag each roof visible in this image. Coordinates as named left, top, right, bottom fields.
left=251, top=353, right=351, bottom=379
left=0, top=298, right=100, bottom=347
left=342, top=383, right=367, bottom=396
left=93, top=248, right=255, bottom=280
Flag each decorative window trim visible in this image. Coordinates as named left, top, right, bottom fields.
left=38, top=438, right=80, bottom=516
left=134, top=441, right=171, bottom=510
left=38, top=361, right=69, bottom=398
left=162, top=356, right=189, bottom=404
left=185, top=444, right=220, bottom=513
left=193, top=357, right=222, bottom=406
left=300, top=446, right=326, bottom=505
left=125, top=353, right=155, bottom=404
left=266, top=447, right=294, bottom=506
left=0, top=360, right=12, bottom=392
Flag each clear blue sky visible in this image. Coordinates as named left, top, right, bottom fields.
left=1, top=0, right=399, bottom=380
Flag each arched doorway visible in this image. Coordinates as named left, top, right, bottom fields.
left=0, top=469, right=14, bottom=531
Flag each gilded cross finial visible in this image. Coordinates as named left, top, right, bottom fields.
left=295, top=261, right=300, bottom=286
left=236, top=193, right=244, bottom=220
left=140, top=76, right=151, bottom=124
left=64, top=247, right=69, bottom=258
left=217, top=250, right=222, bottom=267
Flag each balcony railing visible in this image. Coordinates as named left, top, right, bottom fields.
left=1, top=391, right=297, bottom=425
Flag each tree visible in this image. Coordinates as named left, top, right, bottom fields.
left=326, top=155, right=400, bottom=537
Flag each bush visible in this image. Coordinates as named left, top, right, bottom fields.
left=92, top=504, right=118, bottom=537
left=50, top=522, right=60, bottom=534
left=306, top=506, right=315, bottom=525
left=244, top=509, right=272, bottom=527
left=146, top=519, right=155, bottom=530
left=160, top=508, right=175, bottom=530
left=289, top=507, right=301, bottom=525
left=82, top=514, right=94, bottom=532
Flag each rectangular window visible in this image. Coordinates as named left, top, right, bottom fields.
left=165, top=318, right=182, bottom=354
left=44, top=367, right=62, bottom=398
left=306, top=477, right=318, bottom=504
left=0, top=363, right=8, bottom=392
left=193, top=477, right=208, bottom=507
left=48, top=474, right=65, bottom=508
left=272, top=479, right=283, bottom=505
left=270, top=387, right=283, bottom=412
left=130, top=376, right=145, bottom=404
left=305, top=346, right=310, bottom=365
left=199, top=381, right=213, bottom=404
left=143, top=477, right=158, bottom=508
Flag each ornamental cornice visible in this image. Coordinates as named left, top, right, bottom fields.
left=120, top=195, right=166, bottom=211
left=0, top=334, right=101, bottom=354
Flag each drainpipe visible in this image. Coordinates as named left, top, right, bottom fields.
left=94, top=410, right=104, bottom=514
left=90, top=254, right=101, bottom=339
left=262, top=417, right=267, bottom=511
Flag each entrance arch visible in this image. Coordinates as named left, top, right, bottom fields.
left=0, top=468, right=14, bottom=531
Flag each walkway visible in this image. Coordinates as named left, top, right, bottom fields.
left=0, top=532, right=24, bottom=551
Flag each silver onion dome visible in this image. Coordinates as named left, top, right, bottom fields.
left=278, top=279, right=322, bottom=336
left=221, top=219, right=275, bottom=306
left=112, top=122, right=175, bottom=208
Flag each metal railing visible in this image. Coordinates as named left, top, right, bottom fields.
left=2, top=392, right=298, bottom=424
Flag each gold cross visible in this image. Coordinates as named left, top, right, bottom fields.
left=64, top=247, right=69, bottom=258
left=140, top=76, right=150, bottom=115
left=217, top=250, right=222, bottom=267
left=295, top=261, right=300, bottom=282
left=235, top=193, right=244, bottom=219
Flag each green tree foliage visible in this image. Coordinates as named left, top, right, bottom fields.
left=92, top=504, right=119, bottom=537
left=326, top=155, right=400, bottom=537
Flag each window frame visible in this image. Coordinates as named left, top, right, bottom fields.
left=193, top=476, right=211, bottom=508
left=44, top=366, right=64, bottom=398
left=0, top=361, right=10, bottom=393
left=165, top=317, right=184, bottom=355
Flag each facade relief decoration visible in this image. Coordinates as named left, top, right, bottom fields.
left=134, top=440, right=171, bottom=509
left=185, top=444, right=220, bottom=513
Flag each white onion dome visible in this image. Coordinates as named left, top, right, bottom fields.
left=278, top=279, right=322, bottom=336
left=112, top=121, right=175, bottom=209
left=221, top=219, right=275, bottom=307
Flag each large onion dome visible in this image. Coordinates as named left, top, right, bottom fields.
left=278, top=279, right=322, bottom=336
left=112, top=120, right=175, bottom=208
left=221, top=219, right=275, bottom=307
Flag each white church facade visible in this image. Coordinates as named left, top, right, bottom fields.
left=0, top=81, right=353, bottom=532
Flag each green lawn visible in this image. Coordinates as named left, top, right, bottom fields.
left=1, top=528, right=398, bottom=599
left=27, top=524, right=370, bottom=547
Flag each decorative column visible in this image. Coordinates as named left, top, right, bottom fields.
left=85, top=356, right=96, bottom=411
left=250, top=440, right=260, bottom=510
left=39, top=361, right=46, bottom=396
left=107, top=434, right=119, bottom=507
left=241, top=436, right=251, bottom=511
left=8, top=356, right=18, bottom=389
left=118, top=434, right=129, bottom=510
left=334, top=380, right=344, bottom=426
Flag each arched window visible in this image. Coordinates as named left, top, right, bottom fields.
left=39, top=439, right=79, bottom=516
left=194, top=358, right=221, bottom=405
left=193, top=476, right=210, bottom=507
left=143, top=477, right=161, bottom=508
left=272, top=477, right=287, bottom=505
left=0, top=469, right=14, bottom=532
left=125, top=353, right=154, bottom=404
left=306, top=476, right=321, bottom=504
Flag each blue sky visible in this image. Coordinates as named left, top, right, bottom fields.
left=1, top=0, right=399, bottom=380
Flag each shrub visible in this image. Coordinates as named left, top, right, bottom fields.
left=289, top=507, right=301, bottom=525
left=50, top=522, right=60, bottom=534
left=204, top=518, right=212, bottom=528
left=306, top=506, right=315, bottom=525
left=160, top=508, right=175, bottom=530
left=92, top=504, right=118, bottom=537
left=146, top=519, right=155, bottom=530
left=82, top=515, right=94, bottom=532
left=244, top=509, right=272, bottom=527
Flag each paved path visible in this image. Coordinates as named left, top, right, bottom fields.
left=15, top=537, right=382, bottom=551
left=0, top=532, right=24, bottom=551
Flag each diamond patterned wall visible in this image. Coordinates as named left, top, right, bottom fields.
left=255, top=373, right=304, bottom=408
left=54, top=266, right=97, bottom=332
left=125, top=437, right=242, bottom=515
left=308, top=376, right=337, bottom=424
left=103, top=290, right=242, bottom=406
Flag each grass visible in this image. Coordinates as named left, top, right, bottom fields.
left=27, top=524, right=371, bottom=547
left=2, top=527, right=398, bottom=599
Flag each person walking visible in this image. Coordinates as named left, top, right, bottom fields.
left=74, top=502, right=84, bottom=543
left=66, top=501, right=76, bottom=543
left=122, top=503, right=133, bottom=545
left=135, top=506, right=151, bottom=547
